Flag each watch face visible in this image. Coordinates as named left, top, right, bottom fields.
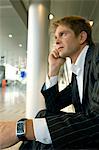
left=17, top=121, right=25, bottom=135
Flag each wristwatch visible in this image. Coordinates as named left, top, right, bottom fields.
left=16, top=118, right=27, bottom=141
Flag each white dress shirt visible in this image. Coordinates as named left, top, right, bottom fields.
left=71, top=45, right=89, bottom=103
left=33, top=45, right=89, bottom=144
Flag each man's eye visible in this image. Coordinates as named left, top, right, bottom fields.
left=60, top=32, right=64, bottom=36
left=60, top=32, right=67, bottom=37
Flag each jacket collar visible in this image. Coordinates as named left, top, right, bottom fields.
left=82, top=44, right=95, bottom=103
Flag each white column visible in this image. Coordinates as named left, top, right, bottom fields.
left=26, top=1, right=50, bottom=118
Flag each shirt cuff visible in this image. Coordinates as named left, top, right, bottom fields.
left=33, top=118, right=52, bottom=144
left=45, top=75, right=58, bottom=89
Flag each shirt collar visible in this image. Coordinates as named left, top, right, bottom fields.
left=71, top=45, right=89, bottom=76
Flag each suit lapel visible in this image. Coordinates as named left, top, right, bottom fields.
left=82, top=45, right=94, bottom=105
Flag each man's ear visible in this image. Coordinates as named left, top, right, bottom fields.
left=80, top=31, right=87, bottom=44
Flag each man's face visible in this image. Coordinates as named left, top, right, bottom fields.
left=54, top=25, right=81, bottom=60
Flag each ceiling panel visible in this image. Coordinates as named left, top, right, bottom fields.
left=50, top=0, right=99, bottom=43
left=0, top=0, right=27, bottom=66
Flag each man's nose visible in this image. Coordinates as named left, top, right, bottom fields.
left=56, top=41, right=60, bottom=45
left=56, top=38, right=61, bottom=45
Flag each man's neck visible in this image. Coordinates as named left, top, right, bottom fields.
left=71, top=44, right=87, bottom=64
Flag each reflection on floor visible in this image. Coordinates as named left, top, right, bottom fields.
left=0, top=83, right=26, bottom=150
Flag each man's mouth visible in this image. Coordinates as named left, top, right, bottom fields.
left=58, top=47, right=64, bottom=51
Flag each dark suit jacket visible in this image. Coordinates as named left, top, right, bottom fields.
left=41, top=44, right=99, bottom=149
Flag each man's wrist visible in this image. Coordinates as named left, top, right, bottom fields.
left=16, top=119, right=35, bottom=141
left=48, top=66, right=60, bottom=77
left=48, top=70, right=59, bottom=78
left=25, top=119, right=35, bottom=140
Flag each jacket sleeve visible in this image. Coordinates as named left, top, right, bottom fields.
left=45, top=111, right=99, bottom=149
left=41, top=83, right=72, bottom=113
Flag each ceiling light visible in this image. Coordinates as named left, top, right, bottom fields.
left=89, top=20, right=94, bottom=26
left=49, top=14, right=54, bottom=20
left=8, top=34, right=13, bottom=38
left=19, top=44, right=22, bottom=47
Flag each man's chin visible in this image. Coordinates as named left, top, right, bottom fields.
left=59, top=55, right=66, bottom=60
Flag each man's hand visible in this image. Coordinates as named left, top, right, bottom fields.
left=0, top=120, right=35, bottom=149
left=48, top=49, right=66, bottom=77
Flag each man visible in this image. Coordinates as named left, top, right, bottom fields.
left=0, top=16, right=99, bottom=149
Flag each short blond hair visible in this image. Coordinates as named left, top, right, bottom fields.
left=52, top=16, right=93, bottom=46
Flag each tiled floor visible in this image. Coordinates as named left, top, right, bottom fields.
left=0, top=83, right=26, bottom=150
